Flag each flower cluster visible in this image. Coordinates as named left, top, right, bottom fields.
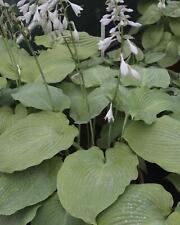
left=17, top=0, right=83, bottom=36
left=98, top=0, right=141, bottom=79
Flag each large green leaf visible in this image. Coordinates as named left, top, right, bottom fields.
left=167, top=203, right=180, bottom=225
left=138, top=4, right=162, bottom=25
left=124, top=116, right=180, bottom=174
left=57, top=143, right=138, bottom=224
left=12, top=84, right=70, bottom=111
left=31, top=193, right=86, bottom=225
left=0, top=38, right=75, bottom=84
left=166, top=173, right=180, bottom=192
left=97, top=184, right=173, bottom=225
left=163, top=1, right=180, bottom=17
left=120, top=66, right=170, bottom=88
left=61, top=82, right=115, bottom=124
left=37, top=46, right=75, bottom=83
left=142, top=24, right=164, bottom=50
left=115, top=87, right=174, bottom=124
left=0, top=205, right=40, bottom=225
left=144, top=51, right=166, bottom=64
left=71, top=66, right=116, bottom=88
left=0, top=111, right=78, bottom=172
left=0, top=157, right=61, bottom=215
left=36, top=32, right=100, bottom=60
left=169, top=18, right=180, bottom=37
left=0, top=105, right=27, bottom=134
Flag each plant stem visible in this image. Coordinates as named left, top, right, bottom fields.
left=19, top=28, right=54, bottom=111
left=108, top=122, right=112, bottom=148
left=121, top=113, right=129, bottom=138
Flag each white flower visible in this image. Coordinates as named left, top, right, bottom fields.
left=72, top=27, right=79, bottom=41
left=127, top=39, right=138, bottom=55
left=17, top=0, right=26, bottom=7
left=158, top=0, right=166, bottom=9
left=33, top=8, right=41, bottom=22
left=128, top=20, right=141, bottom=27
left=120, top=54, right=129, bottom=76
left=62, top=17, right=68, bottom=29
left=98, top=36, right=115, bottom=54
left=100, top=14, right=112, bottom=26
left=19, top=3, right=29, bottom=14
left=105, top=103, right=114, bottom=123
left=67, top=1, right=83, bottom=16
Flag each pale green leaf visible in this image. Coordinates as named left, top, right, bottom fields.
left=163, top=1, right=180, bottom=17
left=97, top=184, right=173, bottom=225
left=167, top=203, right=180, bottom=225
left=166, top=173, right=180, bottom=192
left=169, top=18, right=180, bottom=37
left=120, top=66, right=170, bottom=88
left=142, top=24, right=164, bottom=50
left=124, top=116, right=180, bottom=174
left=31, top=193, right=87, bottom=225
left=0, top=77, right=7, bottom=89
left=71, top=65, right=116, bottom=88
left=0, top=105, right=27, bottom=134
left=0, top=157, right=61, bottom=215
left=145, top=51, right=166, bottom=64
left=0, top=205, right=40, bottom=225
left=137, top=0, right=155, bottom=15
left=138, top=4, right=162, bottom=25
left=12, top=84, right=70, bottom=111
left=0, top=111, right=78, bottom=172
left=115, top=87, right=174, bottom=124
left=58, top=143, right=138, bottom=224
left=61, top=82, right=115, bottom=124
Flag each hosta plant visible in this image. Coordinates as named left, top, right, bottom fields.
left=0, top=0, right=179, bottom=225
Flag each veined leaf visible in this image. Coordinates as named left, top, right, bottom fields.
left=58, top=143, right=138, bottom=224
left=0, top=157, right=61, bottom=215
left=31, top=193, right=87, bottom=225
left=0, top=111, right=78, bottom=172
left=138, top=4, right=161, bottom=25
left=115, top=87, right=174, bottom=124
left=120, top=66, right=170, bottom=88
left=142, top=24, right=164, bottom=50
left=61, top=82, right=115, bottom=124
left=124, top=116, right=180, bottom=174
left=0, top=205, right=40, bottom=225
left=167, top=203, right=180, bottom=225
left=71, top=65, right=116, bottom=88
left=169, top=18, right=180, bottom=37
left=163, top=1, right=180, bottom=17
left=0, top=105, right=27, bottom=134
left=97, top=184, right=173, bottom=225
left=12, top=84, right=70, bottom=111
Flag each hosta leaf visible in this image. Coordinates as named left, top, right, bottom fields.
left=0, top=105, right=27, bottom=134
left=167, top=203, right=180, bottom=225
left=145, top=51, right=166, bottom=64
left=166, top=173, right=180, bottom=192
left=12, top=84, right=70, bottom=111
left=124, top=116, right=180, bottom=174
left=142, top=24, right=164, bottom=50
left=57, top=143, right=138, bottom=224
left=0, top=205, right=40, bottom=225
left=0, top=111, right=78, bottom=172
left=97, top=184, right=173, bottom=225
left=37, top=46, right=75, bottom=83
left=0, top=77, right=7, bottom=89
left=0, top=38, right=75, bottom=84
left=138, top=4, right=161, bottom=25
left=115, top=87, right=174, bottom=124
left=120, top=66, right=170, bottom=88
left=61, top=82, right=115, bottom=124
left=137, top=0, right=155, bottom=15
left=71, top=66, right=116, bottom=88
left=63, top=32, right=100, bottom=60
left=31, top=193, right=86, bottom=225
left=163, top=1, right=180, bottom=17
left=0, top=157, right=61, bottom=215
left=169, top=18, right=180, bottom=37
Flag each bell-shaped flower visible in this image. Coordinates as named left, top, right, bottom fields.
left=127, top=39, right=138, bottom=55
left=67, top=1, right=83, bottom=16
left=105, top=103, right=114, bottom=123
left=120, top=54, right=129, bottom=76
left=98, top=36, right=115, bottom=54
